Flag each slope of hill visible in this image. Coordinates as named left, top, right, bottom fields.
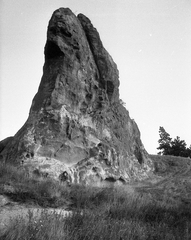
left=134, top=154, right=191, bottom=206
left=1, top=154, right=191, bottom=239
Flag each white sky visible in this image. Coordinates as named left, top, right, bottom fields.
left=0, top=0, right=191, bottom=154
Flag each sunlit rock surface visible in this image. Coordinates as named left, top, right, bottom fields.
left=1, top=8, right=153, bottom=185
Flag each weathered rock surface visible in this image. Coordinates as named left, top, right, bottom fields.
left=0, top=137, right=13, bottom=157
left=0, top=8, right=153, bottom=185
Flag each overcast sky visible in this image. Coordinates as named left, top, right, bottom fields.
left=0, top=0, right=191, bottom=154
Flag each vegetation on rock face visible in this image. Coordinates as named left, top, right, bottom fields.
left=157, top=126, right=191, bottom=157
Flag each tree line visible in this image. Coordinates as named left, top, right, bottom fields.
left=157, top=126, right=191, bottom=157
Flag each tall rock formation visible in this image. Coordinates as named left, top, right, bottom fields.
left=0, top=8, right=153, bottom=185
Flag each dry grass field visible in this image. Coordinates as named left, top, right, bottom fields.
left=0, top=154, right=191, bottom=239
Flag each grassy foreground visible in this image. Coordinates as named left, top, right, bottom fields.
left=0, top=156, right=191, bottom=240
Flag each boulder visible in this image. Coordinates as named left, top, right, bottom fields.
left=0, top=8, right=153, bottom=185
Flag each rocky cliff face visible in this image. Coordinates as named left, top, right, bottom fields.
left=0, top=8, right=153, bottom=185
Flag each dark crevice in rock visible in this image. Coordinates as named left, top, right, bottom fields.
left=85, top=93, right=92, bottom=102
left=75, top=51, right=81, bottom=61
left=49, top=25, right=72, bottom=39
left=104, top=158, right=111, bottom=166
left=104, top=177, right=117, bottom=183
left=59, top=171, right=71, bottom=182
left=106, top=81, right=114, bottom=100
left=92, top=166, right=99, bottom=172
left=77, top=14, right=106, bottom=90
left=71, top=39, right=80, bottom=50
left=60, top=27, right=72, bottom=38
left=134, top=146, right=144, bottom=164
left=104, top=176, right=125, bottom=184
left=49, top=27, right=57, bottom=35
left=118, top=177, right=126, bottom=183
left=45, top=41, right=64, bottom=60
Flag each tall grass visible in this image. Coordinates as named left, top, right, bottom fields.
left=1, top=186, right=191, bottom=240
left=1, top=160, right=191, bottom=239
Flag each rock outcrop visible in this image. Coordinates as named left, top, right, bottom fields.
left=0, top=137, right=13, bottom=157
left=0, top=8, right=153, bottom=185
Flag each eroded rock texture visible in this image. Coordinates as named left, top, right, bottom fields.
left=1, top=8, right=153, bottom=185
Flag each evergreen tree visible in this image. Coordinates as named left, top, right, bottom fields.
left=185, top=145, right=191, bottom=158
left=157, top=127, right=191, bottom=158
left=170, top=136, right=187, bottom=157
left=157, top=127, right=172, bottom=155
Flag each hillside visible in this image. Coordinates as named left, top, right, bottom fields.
left=134, top=154, right=191, bottom=206
left=1, top=154, right=191, bottom=239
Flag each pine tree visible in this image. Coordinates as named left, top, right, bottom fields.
left=157, top=127, right=191, bottom=158
left=157, top=126, right=172, bottom=155
left=186, top=145, right=191, bottom=158
left=170, top=136, right=187, bottom=157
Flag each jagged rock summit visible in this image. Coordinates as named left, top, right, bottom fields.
left=0, top=8, right=153, bottom=185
